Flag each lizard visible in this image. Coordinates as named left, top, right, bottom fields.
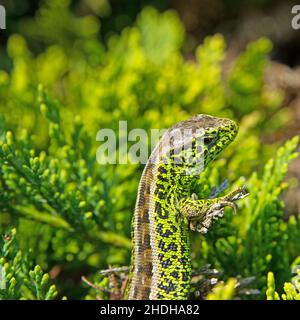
left=126, top=114, right=249, bottom=300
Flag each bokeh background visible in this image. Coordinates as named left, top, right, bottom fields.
left=0, top=0, right=300, bottom=300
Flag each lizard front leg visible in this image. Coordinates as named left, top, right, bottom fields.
left=179, top=187, right=249, bottom=234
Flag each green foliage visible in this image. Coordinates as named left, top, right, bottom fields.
left=0, top=229, right=58, bottom=300
left=0, top=3, right=299, bottom=299
left=20, top=0, right=100, bottom=48
left=206, top=278, right=237, bottom=300
left=266, top=271, right=300, bottom=300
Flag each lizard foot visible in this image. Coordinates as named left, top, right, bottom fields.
left=188, top=186, right=249, bottom=234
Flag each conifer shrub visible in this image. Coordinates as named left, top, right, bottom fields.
left=0, top=3, right=299, bottom=299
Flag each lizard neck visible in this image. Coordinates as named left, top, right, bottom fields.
left=128, top=159, right=193, bottom=300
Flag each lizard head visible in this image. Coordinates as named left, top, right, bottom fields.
left=157, top=114, right=238, bottom=176
left=190, top=114, right=238, bottom=168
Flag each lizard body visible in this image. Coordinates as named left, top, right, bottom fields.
left=127, top=114, right=248, bottom=300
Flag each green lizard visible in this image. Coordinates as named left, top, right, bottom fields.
left=127, top=114, right=248, bottom=300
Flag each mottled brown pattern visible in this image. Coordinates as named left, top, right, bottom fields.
left=129, top=163, right=156, bottom=299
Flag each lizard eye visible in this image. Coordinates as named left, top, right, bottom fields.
left=204, top=136, right=214, bottom=146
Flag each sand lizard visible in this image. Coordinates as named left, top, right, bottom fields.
left=127, top=114, right=248, bottom=300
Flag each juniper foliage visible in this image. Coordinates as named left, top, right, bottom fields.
left=0, top=4, right=299, bottom=299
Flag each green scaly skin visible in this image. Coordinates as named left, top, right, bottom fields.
left=126, top=114, right=248, bottom=300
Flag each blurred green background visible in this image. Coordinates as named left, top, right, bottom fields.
left=0, top=0, right=300, bottom=300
